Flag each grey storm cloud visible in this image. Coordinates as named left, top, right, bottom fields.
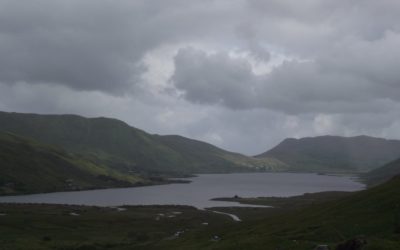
left=169, top=0, right=400, bottom=115
left=1, top=0, right=400, bottom=154
left=3, top=0, right=400, bottom=104
left=235, top=22, right=270, bottom=62
left=0, top=0, right=241, bottom=93
left=171, top=47, right=260, bottom=109
left=170, top=43, right=400, bottom=114
left=0, top=0, right=149, bottom=92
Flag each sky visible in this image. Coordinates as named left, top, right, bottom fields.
left=1, top=0, right=400, bottom=155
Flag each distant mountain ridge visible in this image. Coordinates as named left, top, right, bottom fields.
left=2, top=110, right=400, bottom=180
left=256, top=135, right=400, bottom=173
left=0, top=111, right=280, bottom=175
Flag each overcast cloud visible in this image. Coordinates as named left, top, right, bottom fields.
left=1, top=0, right=400, bottom=154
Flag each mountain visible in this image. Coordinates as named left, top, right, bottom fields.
left=156, top=135, right=285, bottom=172
left=0, top=132, right=144, bottom=195
left=364, top=157, right=400, bottom=186
left=0, top=111, right=281, bottom=175
left=256, top=135, right=400, bottom=173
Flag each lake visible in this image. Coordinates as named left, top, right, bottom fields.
left=0, top=173, right=364, bottom=208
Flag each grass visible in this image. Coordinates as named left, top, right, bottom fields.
left=0, top=111, right=283, bottom=175
left=209, top=191, right=353, bottom=221
left=0, top=132, right=148, bottom=195
left=0, top=204, right=233, bottom=250
left=1, top=176, right=399, bottom=249
left=175, top=176, right=400, bottom=249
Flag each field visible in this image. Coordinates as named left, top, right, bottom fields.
left=1, top=176, right=399, bottom=250
left=0, top=204, right=233, bottom=250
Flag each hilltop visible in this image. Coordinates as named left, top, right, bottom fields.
left=256, top=135, right=400, bottom=173
left=0, top=111, right=281, bottom=176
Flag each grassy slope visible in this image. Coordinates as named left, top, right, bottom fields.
left=157, top=135, right=285, bottom=172
left=0, top=111, right=283, bottom=174
left=0, top=132, right=143, bottom=195
left=164, top=176, right=400, bottom=250
left=210, top=191, right=354, bottom=221
left=364, top=157, right=400, bottom=186
left=0, top=204, right=233, bottom=250
left=0, top=177, right=399, bottom=249
left=0, top=111, right=186, bottom=174
left=257, top=135, right=400, bottom=173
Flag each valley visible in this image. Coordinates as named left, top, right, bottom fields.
left=2, top=1, right=400, bottom=249
left=1, top=175, right=399, bottom=249
left=1, top=111, right=400, bottom=249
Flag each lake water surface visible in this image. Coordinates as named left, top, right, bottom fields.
left=0, top=173, right=364, bottom=208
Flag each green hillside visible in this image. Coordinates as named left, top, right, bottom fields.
left=0, top=111, right=280, bottom=175
left=1, top=173, right=399, bottom=249
left=257, top=135, right=400, bottom=173
left=160, top=175, right=400, bottom=249
left=364, top=158, right=400, bottom=186
left=0, top=132, right=144, bottom=195
left=157, top=135, right=285, bottom=172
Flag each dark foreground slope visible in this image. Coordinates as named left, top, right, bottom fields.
left=0, top=176, right=399, bottom=249
left=0, top=205, right=232, bottom=250
left=0, top=111, right=282, bottom=174
left=163, top=175, right=400, bottom=249
left=364, top=157, right=400, bottom=186
left=257, top=135, right=400, bottom=173
left=0, top=132, right=144, bottom=195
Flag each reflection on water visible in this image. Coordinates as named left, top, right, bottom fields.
left=0, top=173, right=364, bottom=208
